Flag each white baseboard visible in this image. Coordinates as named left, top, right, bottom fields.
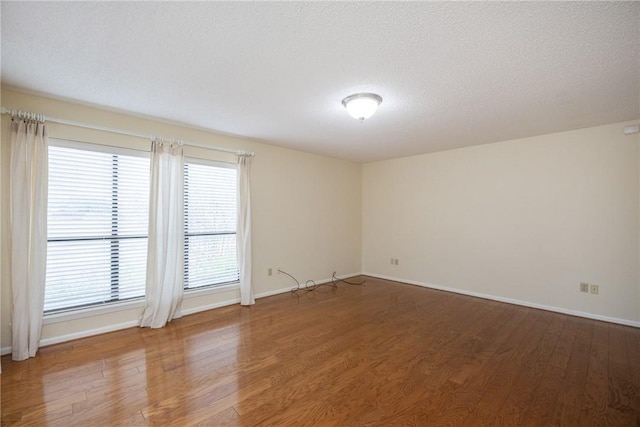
left=255, top=286, right=294, bottom=299
left=1, top=272, right=365, bottom=356
left=363, top=272, right=640, bottom=328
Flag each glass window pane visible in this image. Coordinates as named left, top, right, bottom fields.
left=46, top=144, right=149, bottom=313
left=183, top=161, right=238, bottom=289
left=48, top=147, right=112, bottom=239
left=185, top=234, right=238, bottom=288
left=45, top=240, right=112, bottom=311
left=184, top=163, right=236, bottom=234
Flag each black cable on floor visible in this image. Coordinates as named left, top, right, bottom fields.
left=330, top=271, right=365, bottom=287
left=280, top=269, right=365, bottom=298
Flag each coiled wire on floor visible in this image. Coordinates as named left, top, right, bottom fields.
left=279, top=270, right=365, bottom=298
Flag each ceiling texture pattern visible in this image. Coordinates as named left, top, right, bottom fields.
left=2, top=2, right=639, bottom=162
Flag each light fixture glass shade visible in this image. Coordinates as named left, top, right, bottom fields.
left=342, top=93, right=382, bottom=121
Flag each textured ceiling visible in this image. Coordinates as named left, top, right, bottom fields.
left=2, top=2, right=639, bottom=162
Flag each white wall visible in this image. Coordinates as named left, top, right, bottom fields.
left=363, top=122, right=640, bottom=325
left=0, top=88, right=362, bottom=351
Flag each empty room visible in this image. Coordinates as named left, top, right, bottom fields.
left=1, top=1, right=639, bottom=426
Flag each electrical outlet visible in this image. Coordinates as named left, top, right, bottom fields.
left=395, top=259, right=399, bottom=265
left=590, top=284, right=599, bottom=295
left=580, top=282, right=589, bottom=293
left=268, top=268, right=273, bottom=276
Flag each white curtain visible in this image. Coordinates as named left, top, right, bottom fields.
left=237, top=155, right=254, bottom=306
left=9, top=118, right=48, bottom=361
left=140, top=140, right=185, bottom=328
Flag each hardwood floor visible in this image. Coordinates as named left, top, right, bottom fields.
left=1, top=276, right=638, bottom=426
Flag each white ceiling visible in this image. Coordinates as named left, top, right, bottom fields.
left=2, top=2, right=639, bottom=162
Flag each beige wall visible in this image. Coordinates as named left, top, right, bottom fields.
left=363, top=122, right=640, bottom=324
left=2, top=86, right=638, bottom=354
left=1, top=88, right=362, bottom=351
left=0, top=88, right=3, bottom=353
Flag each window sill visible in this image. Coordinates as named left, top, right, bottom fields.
left=42, top=283, right=240, bottom=325
left=43, top=298, right=146, bottom=325
left=183, top=282, right=240, bottom=299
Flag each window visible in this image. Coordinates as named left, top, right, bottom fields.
left=183, top=160, right=239, bottom=289
left=45, top=142, right=149, bottom=312
left=44, top=142, right=238, bottom=314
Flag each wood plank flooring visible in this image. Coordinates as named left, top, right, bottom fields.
left=1, top=276, right=639, bottom=426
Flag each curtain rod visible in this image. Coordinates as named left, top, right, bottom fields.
left=1, top=106, right=254, bottom=157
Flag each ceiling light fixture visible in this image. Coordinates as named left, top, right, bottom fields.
left=342, top=93, right=382, bottom=122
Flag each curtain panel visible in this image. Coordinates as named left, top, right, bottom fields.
left=237, top=155, right=254, bottom=306
left=9, top=118, right=48, bottom=361
left=140, top=140, right=185, bottom=328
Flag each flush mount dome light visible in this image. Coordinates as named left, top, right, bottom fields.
left=342, top=93, right=382, bottom=121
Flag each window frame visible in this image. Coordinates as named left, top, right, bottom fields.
left=44, top=139, right=151, bottom=315
left=183, top=156, right=240, bottom=292
left=42, top=140, right=241, bottom=324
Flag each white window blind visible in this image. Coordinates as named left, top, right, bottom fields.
left=184, top=161, right=239, bottom=289
left=45, top=144, right=150, bottom=312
